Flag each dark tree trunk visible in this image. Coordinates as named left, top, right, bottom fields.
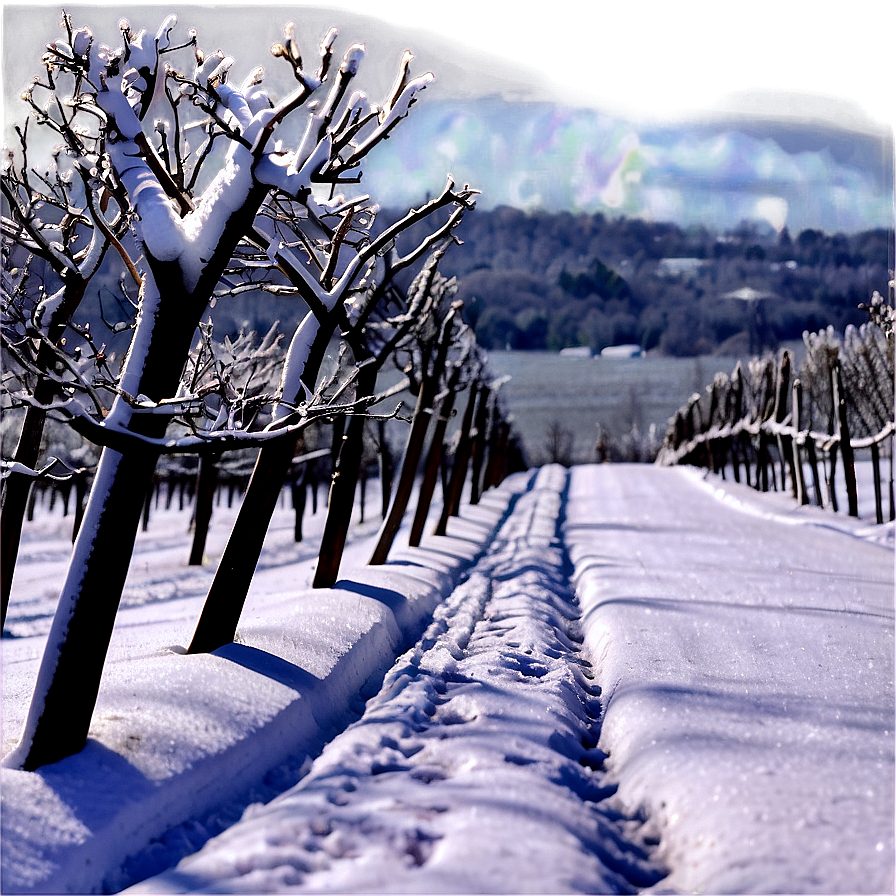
left=11, top=247, right=230, bottom=769
left=188, top=455, right=219, bottom=565
left=1, top=273, right=90, bottom=629
left=483, top=418, right=510, bottom=491
left=889, top=443, right=895, bottom=522
left=871, top=441, right=884, bottom=525
left=1, top=403, right=46, bottom=628
left=60, top=481, right=72, bottom=517
left=16, top=444, right=161, bottom=769
left=72, top=471, right=89, bottom=543
left=408, top=385, right=457, bottom=547
left=832, top=364, right=858, bottom=517
left=433, top=381, right=479, bottom=536
left=0, top=472, right=34, bottom=629
left=468, top=387, right=491, bottom=506
left=313, top=369, right=376, bottom=588
left=757, top=433, right=770, bottom=492
left=368, top=380, right=436, bottom=565
left=791, top=381, right=808, bottom=506
left=369, top=311, right=456, bottom=566
left=377, top=420, right=393, bottom=520
left=291, top=466, right=308, bottom=543
left=141, top=481, right=152, bottom=532
left=188, top=435, right=298, bottom=653
left=827, top=445, right=839, bottom=512
left=773, top=352, right=797, bottom=498
left=188, top=314, right=335, bottom=654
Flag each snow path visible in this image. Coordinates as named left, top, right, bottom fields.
left=566, top=464, right=895, bottom=894
left=2, top=464, right=893, bottom=894
left=1, top=479, right=527, bottom=895
left=127, top=465, right=666, bottom=894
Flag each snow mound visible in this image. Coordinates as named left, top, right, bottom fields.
left=1, top=477, right=528, bottom=895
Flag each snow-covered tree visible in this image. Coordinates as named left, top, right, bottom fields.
left=368, top=292, right=467, bottom=565
left=0, top=96, right=130, bottom=620
left=314, top=248, right=464, bottom=587
left=3, top=11, right=474, bottom=770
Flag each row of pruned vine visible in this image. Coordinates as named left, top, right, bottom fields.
left=0, top=11, right=519, bottom=771
left=656, top=283, right=895, bottom=523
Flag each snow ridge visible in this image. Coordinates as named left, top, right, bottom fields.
left=128, top=466, right=666, bottom=894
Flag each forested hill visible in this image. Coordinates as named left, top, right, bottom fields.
left=425, top=209, right=893, bottom=357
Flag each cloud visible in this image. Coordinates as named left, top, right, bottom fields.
left=362, top=98, right=893, bottom=232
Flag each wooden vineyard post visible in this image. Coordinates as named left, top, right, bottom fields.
left=870, top=441, right=884, bottom=525
left=483, top=417, right=511, bottom=490
left=706, top=383, right=721, bottom=475
left=805, top=435, right=824, bottom=507
left=468, top=386, right=491, bottom=506
left=888, top=438, right=895, bottom=522
left=189, top=454, right=220, bottom=565
left=790, top=380, right=809, bottom=505
left=730, top=364, right=745, bottom=484
left=433, top=379, right=479, bottom=536
left=774, top=352, right=798, bottom=499
left=832, top=362, right=859, bottom=517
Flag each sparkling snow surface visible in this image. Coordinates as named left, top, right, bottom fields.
left=1, top=465, right=893, bottom=894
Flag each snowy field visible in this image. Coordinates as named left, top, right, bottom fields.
left=1, top=464, right=893, bottom=894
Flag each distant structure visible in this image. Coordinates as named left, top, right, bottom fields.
left=560, top=346, right=593, bottom=359
left=600, top=344, right=643, bottom=359
left=657, top=258, right=706, bottom=280
left=721, top=286, right=778, bottom=355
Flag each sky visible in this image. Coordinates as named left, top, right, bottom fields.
left=2, top=0, right=894, bottom=229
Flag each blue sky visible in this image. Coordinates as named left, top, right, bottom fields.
left=2, top=0, right=894, bottom=229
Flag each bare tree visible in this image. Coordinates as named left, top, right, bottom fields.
left=2, top=12, right=473, bottom=769
left=313, top=249, right=458, bottom=587
left=368, top=296, right=466, bottom=565
left=0, top=100, right=132, bottom=621
left=187, top=187, right=474, bottom=652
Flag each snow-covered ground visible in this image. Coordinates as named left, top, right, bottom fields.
left=1, top=464, right=893, bottom=894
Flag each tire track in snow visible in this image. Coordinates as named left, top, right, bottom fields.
left=134, top=465, right=666, bottom=894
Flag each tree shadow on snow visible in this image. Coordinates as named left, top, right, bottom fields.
left=214, top=642, right=321, bottom=691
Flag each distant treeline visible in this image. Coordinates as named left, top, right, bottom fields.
left=74, top=208, right=893, bottom=360
left=426, top=208, right=893, bottom=357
